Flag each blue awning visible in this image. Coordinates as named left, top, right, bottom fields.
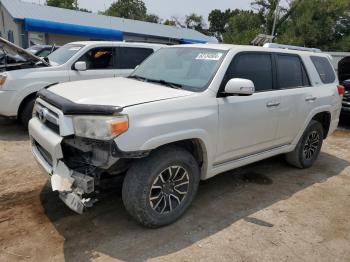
left=24, top=18, right=123, bottom=40
left=180, top=38, right=208, bottom=44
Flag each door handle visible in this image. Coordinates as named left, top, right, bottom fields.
left=266, top=101, right=280, bottom=107
left=305, top=96, right=317, bottom=102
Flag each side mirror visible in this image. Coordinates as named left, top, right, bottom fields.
left=224, top=78, right=255, bottom=96
left=74, top=61, right=87, bottom=71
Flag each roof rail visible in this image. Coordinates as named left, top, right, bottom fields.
left=263, top=43, right=322, bottom=53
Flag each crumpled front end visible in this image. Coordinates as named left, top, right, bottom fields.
left=29, top=98, right=134, bottom=214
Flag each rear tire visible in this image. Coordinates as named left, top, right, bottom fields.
left=20, top=97, right=36, bottom=129
left=122, top=146, right=200, bottom=228
left=286, top=120, right=324, bottom=169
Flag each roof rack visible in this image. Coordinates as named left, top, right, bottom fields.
left=263, top=43, right=322, bottom=53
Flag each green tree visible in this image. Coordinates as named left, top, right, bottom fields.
left=208, top=9, right=238, bottom=40
left=145, top=14, right=160, bottom=23
left=276, top=0, right=350, bottom=51
left=185, top=13, right=205, bottom=31
left=223, top=10, right=263, bottom=45
left=104, top=0, right=147, bottom=21
left=164, top=19, right=176, bottom=26
left=46, top=0, right=91, bottom=12
left=46, top=0, right=74, bottom=9
left=251, top=0, right=301, bottom=35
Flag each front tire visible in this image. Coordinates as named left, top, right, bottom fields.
left=286, top=120, right=324, bottom=169
left=122, top=146, right=200, bottom=228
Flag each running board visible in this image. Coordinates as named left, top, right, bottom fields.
left=209, top=144, right=293, bottom=178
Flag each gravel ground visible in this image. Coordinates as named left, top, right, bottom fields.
left=0, top=117, right=350, bottom=262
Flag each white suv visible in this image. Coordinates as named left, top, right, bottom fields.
left=29, top=44, right=343, bottom=227
left=0, top=38, right=163, bottom=126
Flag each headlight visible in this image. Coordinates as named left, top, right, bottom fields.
left=73, top=115, right=129, bottom=140
left=0, top=73, right=7, bottom=86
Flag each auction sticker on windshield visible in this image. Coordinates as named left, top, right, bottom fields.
left=196, top=52, right=223, bottom=61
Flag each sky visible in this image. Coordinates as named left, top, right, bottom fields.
left=23, top=0, right=253, bottom=23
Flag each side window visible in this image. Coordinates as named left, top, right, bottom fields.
left=311, top=56, right=336, bottom=84
left=116, top=47, right=154, bottom=69
left=78, top=47, right=114, bottom=70
left=276, top=55, right=310, bottom=89
left=224, top=53, right=273, bottom=92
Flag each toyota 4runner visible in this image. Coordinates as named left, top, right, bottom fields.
left=29, top=44, right=343, bottom=227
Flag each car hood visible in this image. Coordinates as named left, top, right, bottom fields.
left=48, top=77, right=194, bottom=108
left=0, top=37, right=49, bottom=67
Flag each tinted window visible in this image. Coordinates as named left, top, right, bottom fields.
left=36, top=48, right=52, bottom=57
left=224, top=53, right=273, bottom=92
left=79, top=47, right=114, bottom=70
left=277, top=55, right=310, bottom=89
left=117, top=47, right=154, bottom=69
left=311, top=56, right=336, bottom=84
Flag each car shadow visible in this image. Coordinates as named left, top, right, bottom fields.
left=39, top=152, right=349, bottom=262
left=0, top=117, right=28, bottom=141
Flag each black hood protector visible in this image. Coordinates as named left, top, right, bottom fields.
left=37, top=89, right=123, bottom=115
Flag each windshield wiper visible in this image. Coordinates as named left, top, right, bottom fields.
left=129, top=75, right=183, bottom=89
left=128, top=75, right=147, bottom=81
left=146, top=78, right=183, bottom=89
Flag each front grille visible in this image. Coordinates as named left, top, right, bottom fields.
left=35, top=141, right=53, bottom=167
left=34, top=102, right=60, bottom=134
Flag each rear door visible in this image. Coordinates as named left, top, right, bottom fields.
left=69, top=46, right=116, bottom=81
left=215, top=52, right=281, bottom=164
left=115, top=46, right=154, bottom=77
left=273, top=54, right=315, bottom=145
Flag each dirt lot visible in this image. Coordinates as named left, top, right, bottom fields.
left=0, top=117, right=350, bottom=262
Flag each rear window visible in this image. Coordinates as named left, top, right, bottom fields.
left=116, top=47, right=154, bottom=69
left=277, top=54, right=310, bottom=89
left=311, top=56, right=336, bottom=84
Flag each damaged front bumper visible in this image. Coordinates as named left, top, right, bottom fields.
left=29, top=117, right=99, bottom=214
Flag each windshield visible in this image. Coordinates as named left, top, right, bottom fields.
left=131, top=47, right=227, bottom=92
left=47, top=44, right=84, bottom=65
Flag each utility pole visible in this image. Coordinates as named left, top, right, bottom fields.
left=271, top=0, right=280, bottom=37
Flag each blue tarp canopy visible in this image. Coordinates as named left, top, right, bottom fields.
left=180, top=38, right=208, bottom=44
left=24, top=18, right=124, bottom=40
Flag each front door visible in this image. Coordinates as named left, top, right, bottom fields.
left=215, top=52, right=281, bottom=165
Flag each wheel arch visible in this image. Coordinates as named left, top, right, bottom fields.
left=154, top=138, right=208, bottom=179
left=17, top=92, right=37, bottom=118
left=17, top=83, right=59, bottom=118
left=311, top=111, right=331, bottom=139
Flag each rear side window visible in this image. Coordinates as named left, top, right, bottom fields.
left=224, top=53, right=273, bottom=92
left=311, top=56, right=336, bottom=84
left=277, top=55, right=310, bottom=89
left=117, top=47, right=154, bottom=69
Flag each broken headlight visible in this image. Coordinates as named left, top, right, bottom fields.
left=73, top=115, right=129, bottom=140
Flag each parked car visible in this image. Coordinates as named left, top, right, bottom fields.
left=0, top=38, right=163, bottom=126
left=26, top=45, right=61, bottom=58
left=341, top=79, right=350, bottom=114
left=0, top=37, right=45, bottom=70
left=29, top=44, right=343, bottom=227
